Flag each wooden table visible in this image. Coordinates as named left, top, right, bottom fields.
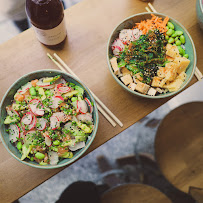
left=155, top=102, right=203, bottom=194
left=101, top=184, right=172, bottom=203
left=0, top=0, right=202, bottom=202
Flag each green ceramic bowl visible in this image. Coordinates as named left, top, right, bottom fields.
left=0, top=70, right=99, bottom=169
left=196, top=0, right=203, bottom=30
left=107, top=12, right=197, bottom=99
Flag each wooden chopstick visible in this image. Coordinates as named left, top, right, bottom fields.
left=47, top=53, right=121, bottom=128
left=146, top=4, right=202, bottom=81
left=148, top=3, right=157, bottom=12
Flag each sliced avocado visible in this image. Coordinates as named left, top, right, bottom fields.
left=20, top=144, right=32, bottom=160
left=43, top=75, right=61, bottom=83
left=38, top=87, right=46, bottom=100
left=61, top=140, right=75, bottom=147
left=76, top=122, right=92, bottom=134
left=75, top=135, right=87, bottom=143
left=61, top=152, right=73, bottom=159
left=72, top=129, right=87, bottom=137
left=75, top=85, right=84, bottom=96
left=43, top=77, right=54, bottom=83
left=12, top=103, right=28, bottom=111
left=4, top=116, right=18, bottom=124
left=63, top=90, right=79, bottom=99
left=12, top=104, right=21, bottom=111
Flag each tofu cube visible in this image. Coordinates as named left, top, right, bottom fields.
left=166, top=44, right=180, bottom=58
left=133, top=79, right=150, bottom=94
left=134, top=72, right=143, bottom=81
left=151, top=77, right=167, bottom=88
left=121, top=74, right=133, bottom=85
left=110, top=57, right=120, bottom=75
left=173, top=57, right=190, bottom=74
left=121, top=67, right=131, bottom=76
left=166, top=55, right=174, bottom=62
left=164, top=78, right=184, bottom=92
left=147, top=87, right=157, bottom=96
left=156, top=88, right=164, bottom=94
left=128, top=83, right=137, bottom=91
left=177, top=71, right=187, bottom=81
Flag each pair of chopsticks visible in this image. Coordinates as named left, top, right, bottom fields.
left=47, top=53, right=123, bottom=128
left=146, top=3, right=203, bottom=81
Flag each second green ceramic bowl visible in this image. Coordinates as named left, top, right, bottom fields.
left=107, top=12, right=197, bottom=99
left=0, top=70, right=99, bottom=169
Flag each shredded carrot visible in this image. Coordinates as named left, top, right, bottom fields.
left=134, top=14, right=169, bottom=35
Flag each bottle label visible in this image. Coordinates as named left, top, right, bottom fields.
left=32, top=18, right=67, bottom=45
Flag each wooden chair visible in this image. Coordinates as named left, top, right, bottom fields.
left=155, top=102, right=203, bottom=202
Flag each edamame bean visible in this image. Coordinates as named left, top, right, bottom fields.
left=168, top=37, right=175, bottom=44
left=29, top=87, right=37, bottom=96
left=166, top=26, right=169, bottom=30
left=17, top=142, right=22, bottom=150
left=30, top=157, right=34, bottom=161
left=171, top=33, right=177, bottom=38
left=182, top=49, right=185, bottom=56
left=166, top=29, right=173, bottom=36
left=183, top=54, right=189, bottom=58
left=165, top=35, right=169, bottom=40
left=53, top=140, right=60, bottom=146
left=167, top=22, right=175, bottom=29
left=180, top=35, right=185, bottom=44
left=175, top=40, right=182, bottom=46
left=174, top=31, right=183, bottom=36
left=177, top=46, right=184, bottom=55
left=175, top=37, right=179, bottom=42
left=35, top=152, right=45, bottom=160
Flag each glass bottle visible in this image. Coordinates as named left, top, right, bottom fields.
left=26, top=0, right=67, bottom=48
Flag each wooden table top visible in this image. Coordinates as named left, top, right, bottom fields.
left=101, top=184, right=172, bottom=203
left=155, top=102, right=203, bottom=194
left=0, top=0, right=202, bottom=202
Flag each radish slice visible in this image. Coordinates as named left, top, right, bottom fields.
left=36, top=78, right=51, bottom=87
left=21, top=112, right=33, bottom=125
left=36, top=118, right=47, bottom=131
left=69, top=141, right=85, bottom=151
left=45, top=135, right=52, bottom=147
left=85, top=98, right=93, bottom=113
left=57, top=83, right=71, bottom=93
left=76, top=113, right=93, bottom=123
left=43, top=84, right=55, bottom=89
left=77, top=100, right=88, bottom=114
left=49, top=96, right=64, bottom=109
left=50, top=116, right=60, bottom=130
left=17, top=82, right=32, bottom=94
left=29, top=99, right=44, bottom=116
left=52, top=112, right=71, bottom=123
left=132, top=29, right=142, bottom=40
left=26, top=116, right=37, bottom=131
left=48, top=151, right=59, bottom=165
left=119, top=29, right=134, bottom=44
left=8, top=124, right=20, bottom=142
left=111, top=38, right=125, bottom=56
left=55, top=78, right=67, bottom=84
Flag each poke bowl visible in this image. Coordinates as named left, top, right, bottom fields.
left=107, top=12, right=196, bottom=99
left=0, top=70, right=99, bottom=169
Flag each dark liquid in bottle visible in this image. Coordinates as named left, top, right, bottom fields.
left=26, top=0, right=67, bottom=49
